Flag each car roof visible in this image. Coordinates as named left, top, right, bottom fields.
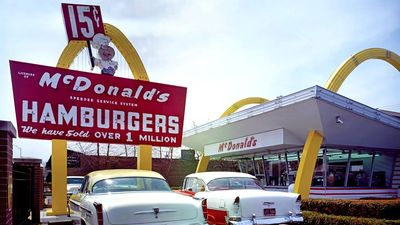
left=185, top=171, right=256, bottom=184
left=67, top=176, right=84, bottom=179
left=87, top=169, right=165, bottom=186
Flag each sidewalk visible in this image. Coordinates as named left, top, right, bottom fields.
left=40, top=209, right=80, bottom=225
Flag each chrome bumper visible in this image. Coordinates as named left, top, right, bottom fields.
left=229, top=215, right=303, bottom=225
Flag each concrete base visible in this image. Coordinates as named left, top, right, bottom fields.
left=40, top=209, right=80, bottom=225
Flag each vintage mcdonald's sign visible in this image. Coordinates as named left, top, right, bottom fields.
left=9, top=60, right=187, bottom=147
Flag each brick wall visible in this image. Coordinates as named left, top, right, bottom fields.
left=66, top=154, right=239, bottom=188
left=0, top=121, right=16, bottom=225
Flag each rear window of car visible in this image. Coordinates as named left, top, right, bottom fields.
left=67, top=177, right=84, bottom=184
left=92, top=177, right=171, bottom=193
left=208, top=177, right=262, bottom=191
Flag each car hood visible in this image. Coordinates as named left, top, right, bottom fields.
left=87, top=191, right=202, bottom=224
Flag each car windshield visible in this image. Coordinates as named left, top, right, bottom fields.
left=67, top=177, right=84, bottom=184
left=207, top=177, right=262, bottom=191
left=92, top=177, right=171, bottom=194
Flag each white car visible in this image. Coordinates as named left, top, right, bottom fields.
left=69, top=169, right=207, bottom=225
left=67, top=176, right=84, bottom=196
left=179, top=172, right=303, bottom=225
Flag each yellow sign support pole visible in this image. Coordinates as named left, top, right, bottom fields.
left=47, top=139, right=67, bottom=215
left=293, top=129, right=324, bottom=199
left=137, top=145, right=152, bottom=170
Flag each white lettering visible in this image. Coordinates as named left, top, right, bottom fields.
left=20, top=101, right=181, bottom=138
left=73, top=76, right=91, bottom=91
left=143, top=88, right=156, bottom=100
left=97, top=109, right=110, bottom=128
left=94, top=84, right=105, bottom=94
left=157, top=93, right=170, bottom=102
left=168, top=116, right=179, bottom=134
left=142, top=113, right=153, bottom=132
left=58, top=104, right=77, bottom=126
left=155, top=115, right=166, bottom=133
left=107, top=86, right=119, bottom=96
left=39, top=103, right=56, bottom=124
left=63, top=75, right=74, bottom=85
left=39, top=72, right=61, bottom=89
left=127, top=112, right=140, bottom=131
left=113, top=110, right=125, bottom=129
left=22, top=100, right=38, bottom=122
left=80, top=107, right=94, bottom=127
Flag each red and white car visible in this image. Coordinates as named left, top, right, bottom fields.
left=178, top=172, right=303, bottom=225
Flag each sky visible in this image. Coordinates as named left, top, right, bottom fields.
left=1, top=0, right=399, bottom=163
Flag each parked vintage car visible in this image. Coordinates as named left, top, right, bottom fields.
left=178, top=171, right=303, bottom=225
left=69, top=169, right=207, bottom=225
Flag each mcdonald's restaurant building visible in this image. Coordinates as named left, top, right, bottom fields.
left=182, top=86, right=400, bottom=199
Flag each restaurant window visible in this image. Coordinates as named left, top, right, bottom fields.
left=323, top=149, right=395, bottom=188
left=312, top=149, right=325, bottom=186
left=371, top=152, right=395, bottom=187
left=346, top=151, right=395, bottom=187
left=286, top=151, right=300, bottom=185
left=261, top=150, right=301, bottom=187
left=245, top=148, right=394, bottom=188
left=263, top=153, right=286, bottom=186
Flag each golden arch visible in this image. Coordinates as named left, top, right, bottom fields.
left=325, top=48, right=400, bottom=92
left=295, top=48, right=400, bottom=198
left=50, top=23, right=151, bottom=215
left=220, top=97, right=269, bottom=118
left=196, top=97, right=269, bottom=172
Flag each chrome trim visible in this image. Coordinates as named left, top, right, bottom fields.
left=79, top=205, right=92, bottom=215
left=134, top=209, right=177, bottom=215
left=229, top=215, right=303, bottom=225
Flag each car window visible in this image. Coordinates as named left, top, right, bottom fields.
left=208, top=178, right=229, bottom=190
left=80, top=176, right=89, bottom=193
left=67, top=177, right=84, bottom=184
left=183, top=178, right=205, bottom=193
left=92, top=177, right=171, bottom=194
left=208, top=177, right=262, bottom=191
left=183, top=177, right=196, bottom=191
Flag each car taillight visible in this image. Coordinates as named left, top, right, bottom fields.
left=202, top=199, right=207, bottom=220
left=296, top=195, right=301, bottom=204
left=228, top=196, right=241, bottom=221
left=93, top=202, right=103, bottom=225
left=296, top=195, right=301, bottom=209
left=234, top=196, right=240, bottom=206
